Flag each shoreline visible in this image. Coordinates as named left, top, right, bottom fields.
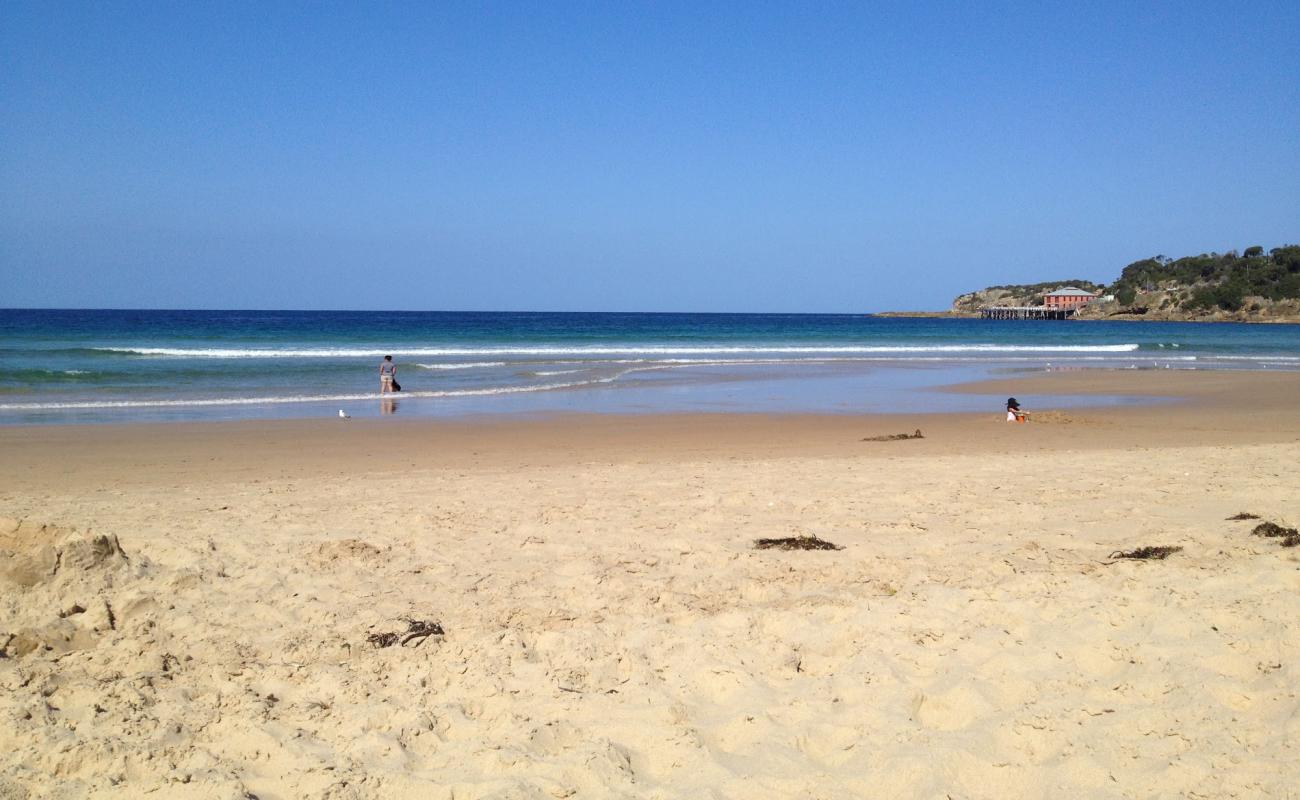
left=7, top=311, right=1300, bottom=428
left=4, top=369, right=1300, bottom=492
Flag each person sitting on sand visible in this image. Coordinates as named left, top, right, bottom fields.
left=379, top=355, right=397, bottom=393
left=1006, top=397, right=1028, bottom=422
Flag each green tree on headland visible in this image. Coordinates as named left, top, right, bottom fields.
left=984, top=279, right=1105, bottom=294
left=1107, top=245, right=1300, bottom=312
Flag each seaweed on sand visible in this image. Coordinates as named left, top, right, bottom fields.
left=367, top=618, right=445, bottom=649
left=754, top=534, right=844, bottom=551
left=1251, top=521, right=1299, bottom=539
left=1109, top=545, right=1183, bottom=561
left=861, top=429, right=924, bottom=442
left=1226, top=512, right=1261, bottom=520
left=1249, top=521, right=1300, bottom=549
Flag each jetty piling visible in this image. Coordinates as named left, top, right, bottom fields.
left=980, top=306, right=1075, bottom=320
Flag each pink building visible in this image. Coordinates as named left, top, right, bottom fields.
left=1043, top=287, right=1098, bottom=311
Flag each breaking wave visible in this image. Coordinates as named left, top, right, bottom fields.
left=414, top=361, right=508, bottom=370
left=91, top=343, right=1144, bottom=358
left=0, top=377, right=621, bottom=411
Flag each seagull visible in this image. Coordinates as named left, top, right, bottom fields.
left=338, top=409, right=351, bottom=419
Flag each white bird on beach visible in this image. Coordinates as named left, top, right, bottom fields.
left=338, top=409, right=350, bottom=419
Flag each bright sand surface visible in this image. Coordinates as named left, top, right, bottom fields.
left=2, top=370, right=1299, bottom=799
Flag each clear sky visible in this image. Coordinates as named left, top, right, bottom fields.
left=2, top=1, right=1298, bottom=312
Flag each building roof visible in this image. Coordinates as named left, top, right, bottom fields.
left=1043, top=287, right=1098, bottom=297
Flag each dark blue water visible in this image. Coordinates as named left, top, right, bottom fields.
left=3, top=309, right=1298, bottom=423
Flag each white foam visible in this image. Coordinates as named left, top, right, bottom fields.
left=95, top=343, right=1144, bottom=358
left=0, top=378, right=617, bottom=411
left=414, top=361, right=508, bottom=370
left=1207, top=355, right=1300, bottom=362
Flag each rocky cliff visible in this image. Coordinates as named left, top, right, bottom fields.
left=1075, top=293, right=1300, bottom=323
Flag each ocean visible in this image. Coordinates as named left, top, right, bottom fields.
left=3, top=309, right=1299, bottom=424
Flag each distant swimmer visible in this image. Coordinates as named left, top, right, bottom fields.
left=379, top=355, right=397, bottom=393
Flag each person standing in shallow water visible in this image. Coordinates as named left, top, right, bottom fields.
left=379, top=355, right=397, bottom=393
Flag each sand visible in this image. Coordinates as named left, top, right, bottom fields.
left=2, top=370, right=1298, bottom=799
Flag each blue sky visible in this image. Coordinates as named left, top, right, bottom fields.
left=2, top=1, right=1297, bottom=312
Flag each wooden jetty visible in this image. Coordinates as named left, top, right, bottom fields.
left=980, top=306, right=1075, bottom=320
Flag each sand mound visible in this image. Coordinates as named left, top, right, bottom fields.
left=0, top=517, right=275, bottom=797
left=1, top=520, right=137, bottom=659
left=0, top=518, right=129, bottom=590
left=1027, top=410, right=1085, bottom=425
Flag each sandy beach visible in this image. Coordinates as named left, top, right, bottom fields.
left=2, top=370, right=1299, bottom=799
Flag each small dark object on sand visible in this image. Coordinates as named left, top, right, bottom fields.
left=1282, top=534, right=1300, bottom=548
left=1109, top=545, right=1183, bottom=561
left=367, top=631, right=400, bottom=648
left=367, top=618, right=445, bottom=649
left=1226, top=512, right=1261, bottom=520
left=399, top=619, right=444, bottom=645
left=754, top=534, right=844, bottom=551
left=861, top=429, right=924, bottom=442
left=1251, top=521, right=1299, bottom=539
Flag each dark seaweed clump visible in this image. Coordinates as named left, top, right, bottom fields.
left=754, top=535, right=844, bottom=551
left=367, top=631, right=400, bottom=648
left=1109, top=545, right=1183, bottom=561
left=862, top=429, right=924, bottom=442
left=367, top=618, right=445, bottom=648
left=1252, top=521, right=1300, bottom=548
left=1251, top=521, right=1298, bottom=538
left=1226, top=512, right=1261, bottom=520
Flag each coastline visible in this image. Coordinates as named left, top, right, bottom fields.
left=3, top=367, right=1298, bottom=797
left=875, top=309, right=1300, bottom=324
left=7, top=310, right=1300, bottom=427
left=4, top=369, right=1299, bottom=487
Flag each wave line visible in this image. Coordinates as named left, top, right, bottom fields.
left=92, top=343, right=1144, bottom=358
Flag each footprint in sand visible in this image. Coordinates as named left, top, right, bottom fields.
left=911, top=684, right=993, bottom=731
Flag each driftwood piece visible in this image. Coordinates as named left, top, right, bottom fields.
left=1226, top=512, right=1260, bottom=520
left=399, top=619, right=444, bottom=646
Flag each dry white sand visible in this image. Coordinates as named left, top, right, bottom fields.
left=2, top=371, right=1299, bottom=799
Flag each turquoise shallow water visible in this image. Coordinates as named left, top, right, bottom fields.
left=2, top=309, right=1299, bottom=424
